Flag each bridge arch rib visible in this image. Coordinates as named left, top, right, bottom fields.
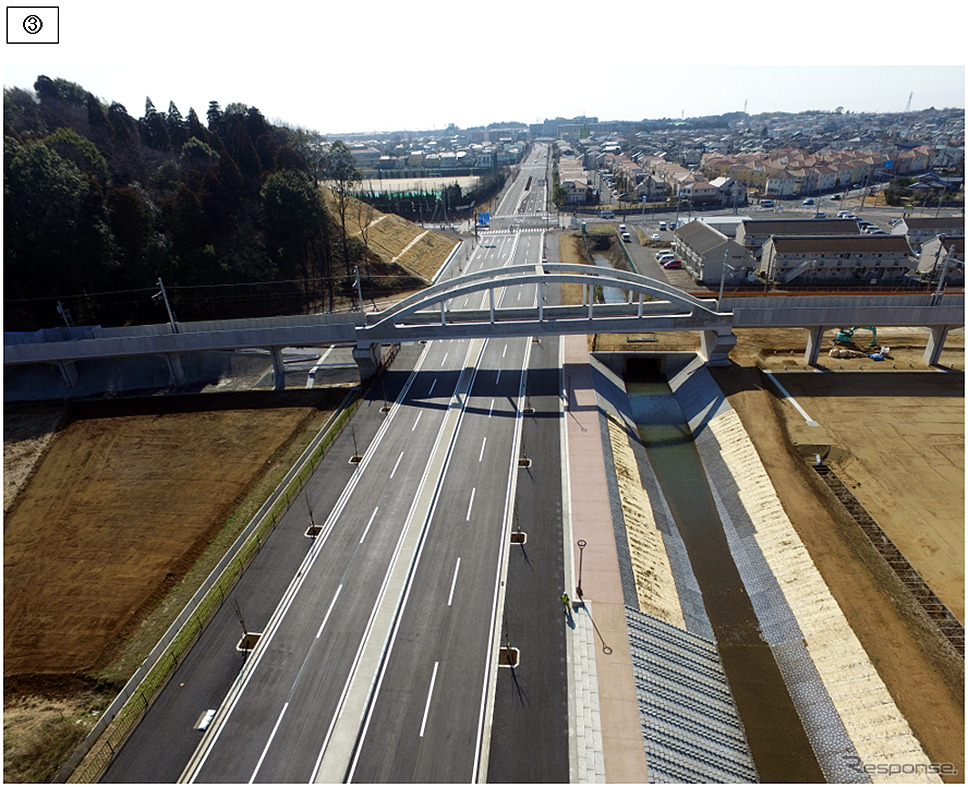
left=361, top=263, right=720, bottom=334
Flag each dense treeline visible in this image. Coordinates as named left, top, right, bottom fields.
left=4, top=76, right=366, bottom=330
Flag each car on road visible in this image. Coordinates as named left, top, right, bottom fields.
left=651, top=233, right=661, bottom=240
left=662, top=260, right=682, bottom=269
left=669, top=221, right=677, bottom=230
left=802, top=198, right=815, bottom=205
left=658, top=221, right=667, bottom=230
left=621, top=232, right=631, bottom=242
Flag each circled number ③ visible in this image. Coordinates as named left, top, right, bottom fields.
left=23, top=14, right=44, bottom=34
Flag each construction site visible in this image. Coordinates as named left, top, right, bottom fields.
left=3, top=218, right=964, bottom=783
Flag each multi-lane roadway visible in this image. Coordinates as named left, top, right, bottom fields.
left=105, top=144, right=571, bottom=783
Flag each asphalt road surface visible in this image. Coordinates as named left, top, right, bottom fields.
left=103, top=143, right=571, bottom=784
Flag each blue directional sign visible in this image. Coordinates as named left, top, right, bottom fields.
left=477, top=212, right=490, bottom=227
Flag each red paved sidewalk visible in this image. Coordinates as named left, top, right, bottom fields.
left=564, top=334, right=648, bottom=783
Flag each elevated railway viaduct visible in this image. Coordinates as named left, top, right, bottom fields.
left=4, top=265, right=963, bottom=395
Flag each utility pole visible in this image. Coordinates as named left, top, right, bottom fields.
left=153, top=278, right=178, bottom=333
left=354, top=266, right=364, bottom=312
left=56, top=301, right=74, bottom=329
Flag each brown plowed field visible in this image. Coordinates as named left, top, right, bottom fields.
left=3, top=390, right=344, bottom=782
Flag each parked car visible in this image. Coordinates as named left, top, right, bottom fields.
left=662, top=260, right=682, bottom=269
left=658, top=221, right=667, bottom=230
left=650, top=233, right=661, bottom=240
left=668, top=221, right=677, bottom=230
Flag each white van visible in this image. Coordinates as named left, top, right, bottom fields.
left=658, top=221, right=667, bottom=230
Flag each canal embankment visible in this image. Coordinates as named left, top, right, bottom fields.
left=589, top=351, right=941, bottom=784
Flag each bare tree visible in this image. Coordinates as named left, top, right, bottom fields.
left=322, top=140, right=361, bottom=276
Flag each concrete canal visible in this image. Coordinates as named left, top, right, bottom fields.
left=626, top=362, right=824, bottom=783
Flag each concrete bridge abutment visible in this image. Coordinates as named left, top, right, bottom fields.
left=353, top=343, right=384, bottom=380
left=700, top=328, right=737, bottom=366
left=924, top=325, right=953, bottom=366
left=804, top=326, right=825, bottom=366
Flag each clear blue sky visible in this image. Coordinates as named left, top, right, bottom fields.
left=3, top=0, right=964, bottom=134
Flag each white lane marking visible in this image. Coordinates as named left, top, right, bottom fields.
left=316, top=584, right=343, bottom=638
left=249, top=702, right=289, bottom=783
left=390, top=451, right=405, bottom=479
left=764, top=371, right=819, bottom=426
left=479, top=437, right=487, bottom=462
left=441, top=352, right=449, bottom=367
left=412, top=411, right=422, bottom=432
left=305, top=347, right=335, bottom=389
left=447, top=558, right=461, bottom=606
left=428, top=378, right=437, bottom=396
left=502, top=344, right=507, bottom=358
left=360, top=508, right=379, bottom=544
left=496, top=369, right=502, bottom=384
left=419, top=662, right=439, bottom=738
left=488, top=398, right=495, bottom=418
left=466, top=487, right=476, bottom=521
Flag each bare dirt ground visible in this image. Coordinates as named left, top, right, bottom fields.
left=3, top=390, right=344, bottom=782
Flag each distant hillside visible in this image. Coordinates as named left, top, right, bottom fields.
left=3, top=75, right=450, bottom=331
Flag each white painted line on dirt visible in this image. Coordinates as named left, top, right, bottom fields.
left=764, top=371, right=819, bottom=426
left=419, top=662, right=439, bottom=738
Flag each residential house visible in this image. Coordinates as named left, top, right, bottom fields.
left=892, top=217, right=965, bottom=250
left=917, top=236, right=964, bottom=281
left=760, top=235, right=915, bottom=284
left=737, top=218, right=862, bottom=258
left=672, top=220, right=753, bottom=285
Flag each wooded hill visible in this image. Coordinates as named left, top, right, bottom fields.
left=3, top=76, right=441, bottom=331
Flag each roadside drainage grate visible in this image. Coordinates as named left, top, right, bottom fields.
left=305, top=525, right=322, bottom=538
left=237, top=632, right=262, bottom=652
left=812, top=461, right=964, bottom=656
left=498, top=647, right=520, bottom=668
left=518, top=457, right=532, bottom=468
left=349, top=455, right=363, bottom=464
left=510, top=531, right=527, bottom=545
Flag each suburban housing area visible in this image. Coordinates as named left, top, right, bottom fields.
left=3, top=98, right=964, bottom=785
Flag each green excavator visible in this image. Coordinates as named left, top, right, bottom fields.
left=835, top=326, right=877, bottom=346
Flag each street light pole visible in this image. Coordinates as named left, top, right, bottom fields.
left=576, top=539, right=587, bottom=598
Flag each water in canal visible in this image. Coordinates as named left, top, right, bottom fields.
left=626, top=361, right=823, bottom=783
